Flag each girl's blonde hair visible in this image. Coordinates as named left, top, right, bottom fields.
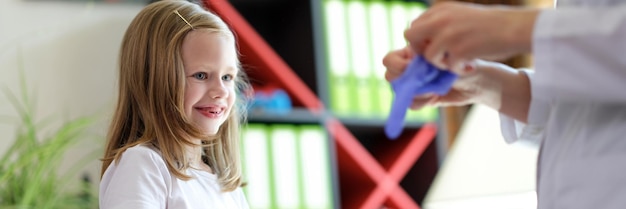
left=101, top=0, right=250, bottom=192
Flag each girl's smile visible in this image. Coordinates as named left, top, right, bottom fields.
left=194, top=105, right=226, bottom=119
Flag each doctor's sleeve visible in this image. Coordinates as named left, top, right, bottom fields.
left=499, top=71, right=549, bottom=148
left=532, top=5, right=626, bottom=102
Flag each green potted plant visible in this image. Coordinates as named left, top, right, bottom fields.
left=0, top=63, right=100, bottom=209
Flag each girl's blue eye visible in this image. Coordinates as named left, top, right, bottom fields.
left=222, top=74, right=234, bottom=81
left=192, top=72, right=208, bottom=80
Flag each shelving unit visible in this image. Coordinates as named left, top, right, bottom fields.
left=203, top=0, right=441, bottom=208
left=248, top=108, right=323, bottom=124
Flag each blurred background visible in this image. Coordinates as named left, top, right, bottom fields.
left=0, top=0, right=142, bottom=207
left=0, top=0, right=552, bottom=208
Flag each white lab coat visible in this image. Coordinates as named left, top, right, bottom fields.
left=499, top=0, right=626, bottom=208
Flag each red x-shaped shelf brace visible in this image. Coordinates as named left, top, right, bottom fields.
left=329, top=119, right=436, bottom=209
left=204, top=0, right=438, bottom=208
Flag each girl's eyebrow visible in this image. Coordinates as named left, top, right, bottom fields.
left=225, top=66, right=238, bottom=73
left=219, top=66, right=238, bottom=75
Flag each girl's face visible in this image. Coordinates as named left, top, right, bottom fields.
left=181, top=30, right=237, bottom=135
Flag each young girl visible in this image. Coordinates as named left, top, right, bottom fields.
left=99, top=0, right=250, bottom=208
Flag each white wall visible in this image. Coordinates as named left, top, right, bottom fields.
left=423, top=105, right=538, bottom=209
left=0, top=0, right=142, bottom=192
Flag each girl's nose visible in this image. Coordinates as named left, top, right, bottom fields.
left=209, top=79, right=228, bottom=99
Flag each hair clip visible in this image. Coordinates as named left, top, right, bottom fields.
left=174, top=10, right=194, bottom=29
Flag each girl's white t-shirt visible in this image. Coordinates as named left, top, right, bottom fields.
left=99, top=145, right=249, bottom=209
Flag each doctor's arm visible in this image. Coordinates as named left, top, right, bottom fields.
left=383, top=49, right=531, bottom=123
left=405, top=2, right=626, bottom=103
left=383, top=48, right=544, bottom=144
left=532, top=5, right=626, bottom=102
left=438, top=62, right=547, bottom=145
left=473, top=61, right=532, bottom=124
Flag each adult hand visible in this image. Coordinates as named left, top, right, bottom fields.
left=383, top=47, right=511, bottom=110
left=404, top=1, right=539, bottom=70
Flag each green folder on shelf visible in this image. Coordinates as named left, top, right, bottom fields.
left=323, top=0, right=356, bottom=116
left=346, top=0, right=376, bottom=117
left=241, top=124, right=273, bottom=209
left=269, top=124, right=302, bottom=208
left=388, top=1, right=409, bottom=50
left=367, top=0, right=393, bottom=119
left=298, top=125, right=333, bottom=209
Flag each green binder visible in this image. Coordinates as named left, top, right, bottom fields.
left=241, top=124, right=273, bottom=209
left=298, top=125, right=333, bottom=209
left=346, top=0, right=376, bottom=117
left=324, top=0, right=356, bottom=116
left=368, top=0, right=393, bottom=118
left=269, top=124, right=301, bottom=208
